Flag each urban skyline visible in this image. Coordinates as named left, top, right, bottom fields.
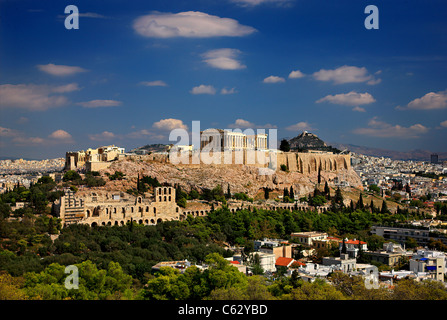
left=1, top=0, right=447, bottom=160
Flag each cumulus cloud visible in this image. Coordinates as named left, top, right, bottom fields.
left=12, top=136, right=45, bottom=146
left=48, top=129, right=72, bottom=140
left=37, top=63, right=88, bottom=76
left=139, top=80, right=168, bottom=87
left=221, top=87, right=238, bottom=95
left=133, top=11, right=256, bottom=38
left=0, top=84, right=69, bottom=111
left=398, top=90, right=447, bottom=110
left=288, top=70, right=305, bottom=79
left=89, top=131, right=116, bottom=141
left=227, top=118, right=277, bottom=129
left=353, top=117, right=429, bottom=138
left=125, top=119, right=187, bottom=142
left=190, top=85, right=216, bottom=95
left=202, top=48, right=246, bottom=70
left=77, top=100, right=122, bottom=108
left=51, top=83, right=81, bottom=93
left=0, top=127, right=20, bottom=138
left=313, top=65, right=380, bottom=85
left=316, top=91, right=375, bottom=107
left=285, top=121, right=314, bottom=132
left=0, top=126, right=72, bottom=146
left=263, top=75, right=286, bottom=83
left=152, top=118, right=188, bottom=131
left=230, top=0, right=294, bottom=7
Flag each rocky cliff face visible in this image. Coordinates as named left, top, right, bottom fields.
left=98, top=159, right=362, bottom=198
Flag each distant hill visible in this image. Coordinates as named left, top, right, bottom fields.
left=330, top=142, right=447, bottom=162
left=287, top=131, right=342, bottom=153
left=130, top=144, right=169, bottom=154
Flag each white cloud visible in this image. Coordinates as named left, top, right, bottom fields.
left=133, top=11, right=256, bottom=38
left=190, top=85, right=216, bottom=95
left=288, top=70, right=305, bottom=79
left=441, top=120, right=447, bottom=128
left=401, top=90, right=447, bottom=110
left=0, top=127, right=20, bottom=138
left=313, top=65, right=380, bottom=85
left=230, top=0, right=294, bottom=7
left=89, top=131, right=116, bottom=141
left=78, top=12, right=106, bottom=19
left=48, top=129, right=72, bottom=140
left=353, top=117, right=429, bottom=138
left=202, top=48, right=246, bottom=70
left=285, top=121, right=314, bottom=132
left=139, top=80, right=168, bottom=87
left=52, top=83, right=81, bottom=93
left=0, top=84, right=69, bottom=111
left=125, top=119, right=187, bottom=141
left=316, top=91, right=375, bottom=106
left=221, top=87, right=237, bottom=95
left=37, top=63, right=88, bottom=76
left=227, top=118, right=277, bottom=129
left=263, top=75, right=286, bottom=83
left=0, top=126, right=45, bottom=146
left=352, top=106, right=366, bottom=112
left=12, top=136, right=45, bottom=146
left=77, top=100, right=122, bottom=108
left=152, top=118, right=188, bottom=131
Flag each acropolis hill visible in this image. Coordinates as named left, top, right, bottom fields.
left=65, top=131, right=362, bottom=198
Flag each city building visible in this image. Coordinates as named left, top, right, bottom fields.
left=322, top=253, right=356, bottom=273
left=340, top=238, right=368, bottom=258
left=254, top=238, right=292, bottom=260
left=365, top=242, right=412, bottom=267
left=371, top=225, right=431, bottom=247
left=409, top=249, right=446, bottom=282
left=290, top=231, right=328, bottom=247
left=431, top=154, right=439, bottom=164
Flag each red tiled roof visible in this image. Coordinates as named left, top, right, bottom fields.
left=291, top=261, right=306, bottom=267
left=345, top=240, right=367, bottom=245
left=275, top=257, right=294, bottom=267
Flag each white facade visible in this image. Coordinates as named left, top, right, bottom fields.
left=409, top=249, right=446, bottom=282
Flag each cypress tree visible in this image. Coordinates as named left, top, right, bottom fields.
left=226, top=184, right=231, bottom=199
left=381, top=200, right=389, bottom=214
left=324, top=181, right=330, bottom=197
left=370, top=199, right=375, bottom=213
left=357, top=193, right=364, bottom=210
left=289, top=186, right=295, bottom=201
left=283, top=187, right=289, bottom=198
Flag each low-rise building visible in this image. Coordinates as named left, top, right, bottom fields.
left=340, top=238, right=368, bottom=258
left=365, top=242, right=411, bottom=267
left=254, top=238, right=292, bottom=260
left=322, top=253, right=356, bottom=273
left=409, top=249, right=446, bottom=282
left=291, top=231, right=328, bottom=246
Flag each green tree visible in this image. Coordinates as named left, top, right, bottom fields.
left=279, top=139, right=290, bottom=152
left=63, top=170, right=81, bottom=182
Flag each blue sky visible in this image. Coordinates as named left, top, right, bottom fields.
left=1, top=0, right=446, bottom=159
